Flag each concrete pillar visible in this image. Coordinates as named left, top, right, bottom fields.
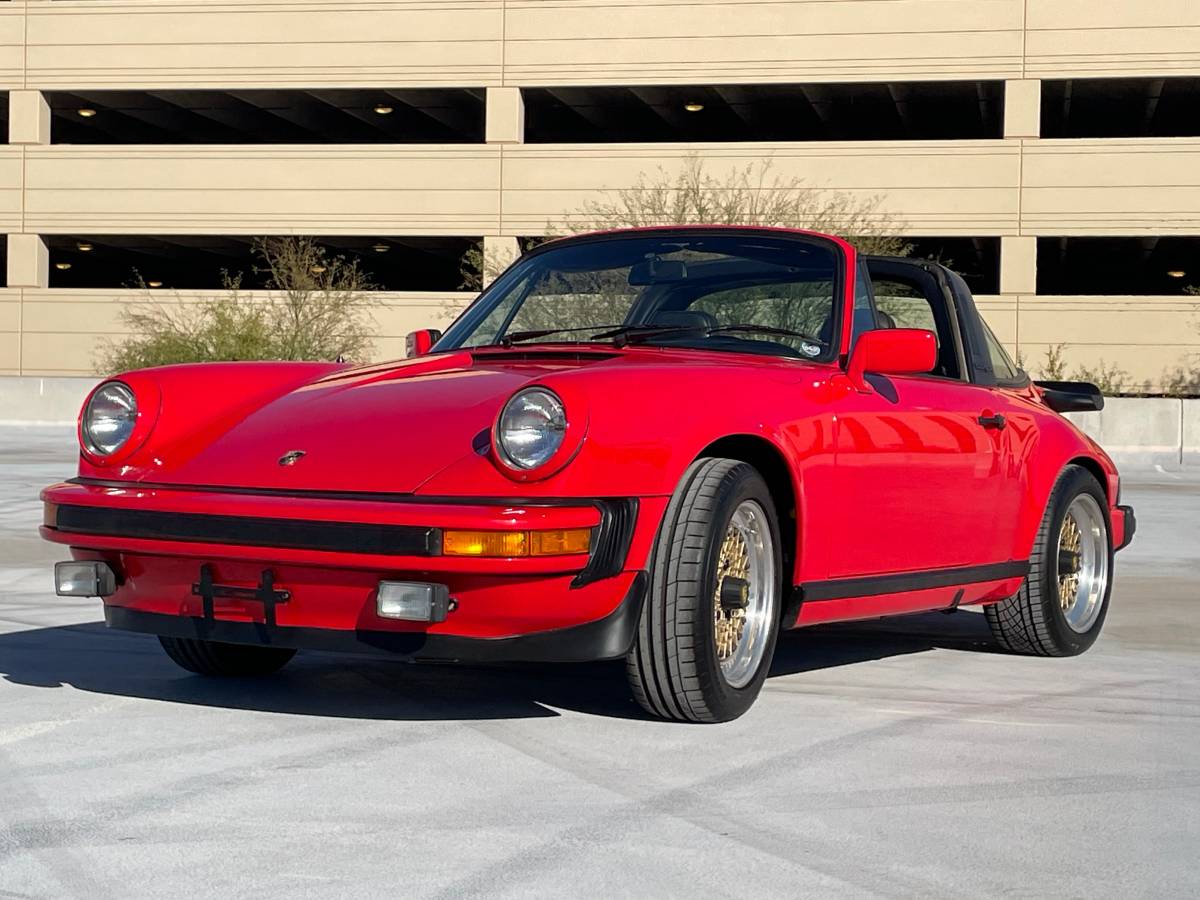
left=1000, top=235, right=1037, bottom=296
left=1004, top=79, right=1041, bottom=139
left=486, top=87, right=524, bottom=144
left=9, top=90, right=51, bottom=145
left=8, top=235, right=49, bottom=289
left=482, top=235, right=520, bottom=287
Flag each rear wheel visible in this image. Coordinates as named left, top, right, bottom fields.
left=626, top=458, right=783, bottom=723
left=985, top=465, right=1113, bottom=656
left=159, top=636, right=296, bottom=676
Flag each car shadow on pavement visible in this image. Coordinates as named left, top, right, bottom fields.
left=0, top=609, right=999, bottom=722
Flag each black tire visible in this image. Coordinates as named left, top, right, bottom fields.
left=626, top=458, right=783, bottom=723
left=984, top=465, right=1113, bottom=656
left=158, top=636, right=296, bottom=676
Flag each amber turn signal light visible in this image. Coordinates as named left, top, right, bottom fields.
left=442, top=528, right=591, bottom=558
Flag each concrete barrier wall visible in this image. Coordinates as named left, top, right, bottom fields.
left=1065, top=398, right=1186, bottom=470
left=0, top=375, right=1196, bottom=470
left=0, top=377, right=96, bottom=425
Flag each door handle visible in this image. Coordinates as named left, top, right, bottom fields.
left=977, top=413, right=1007, bottom=430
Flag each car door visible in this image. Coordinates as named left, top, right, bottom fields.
left=826, top=259, right=1013, bottom=578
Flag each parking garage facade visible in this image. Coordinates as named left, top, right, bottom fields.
left=1, top=1, right=1198, bottom=390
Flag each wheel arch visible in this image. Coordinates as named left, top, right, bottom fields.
left=696, top=434, right=799, bottom=587
left=1066, top=454, right=1112, bottom=503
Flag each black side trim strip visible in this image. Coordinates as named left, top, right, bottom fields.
left=54, top=505, right=438, bottom=557
left=573, top=499, right=638, bottom=587
left=105, top=571, right=649, bottom=664
left=800, top=560, right=1029, bottom=603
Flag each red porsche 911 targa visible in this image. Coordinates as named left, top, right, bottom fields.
left=41, top=227, right=1135, bottom=722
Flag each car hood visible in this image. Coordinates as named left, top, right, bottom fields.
left=131, top=350, right=620, bottom=494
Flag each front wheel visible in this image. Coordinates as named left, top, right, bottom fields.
left=985, top=465, right=1113, bottom=656
left=626, top=458, right=783, bottom=723
left=159, top=636, right=297, bottom=676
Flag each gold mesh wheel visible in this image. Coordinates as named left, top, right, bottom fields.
left=712, top=500, right=776, bottom=688
left=1056, top=494, right=1108, bottom=633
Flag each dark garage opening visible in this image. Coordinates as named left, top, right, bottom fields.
left=1042, top=78, right=1200, bottom=138
left=1037, top=237, right=1200, bottom=295
left=45, top=236, right=478, bottom=292
left=47, top=89, right=486, bottom=144
left=523, top=81, right=1004, bottom=143
left=906, top=237, right=1000, bottom=295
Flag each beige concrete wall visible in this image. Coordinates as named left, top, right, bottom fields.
left=1026, top=0, right=1200, bottom=79
left=1022, top=139, right=1200, bottom=235
left=12, top=289, right=473, bottom=377
left=17, top=138, right=1200, bottom=240
left=19, top=0, right=1200, bottom=90
left=500, top=141, right=1020, bottom=236
left=24, top=0, right=505, bottom=89
left=0, top=0, right=1198, bottom=387
left=24, top=145, right=502, bottom=236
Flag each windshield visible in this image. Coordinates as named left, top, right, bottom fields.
left=436, top=232, right=843, bottom=360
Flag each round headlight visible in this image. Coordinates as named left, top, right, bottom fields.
left=83, top=382, right=138, bottom=457
left=497, top=388, right=566, bottom=470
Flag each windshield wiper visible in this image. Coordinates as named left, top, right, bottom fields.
left=707, top=324, right=827, bottom=347
left=591, top=322, right=827, bottom=349
left=498, top=325, right=625, bottom=347
left=588, top=324, right=702, bottom=347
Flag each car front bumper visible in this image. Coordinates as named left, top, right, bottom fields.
left=40, top=480, right=664, bottom=662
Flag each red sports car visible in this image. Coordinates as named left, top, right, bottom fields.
left=41, top=227, right=1135, bottom=722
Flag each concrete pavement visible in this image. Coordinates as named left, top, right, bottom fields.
left=1, top=427, right=1197, bottom=898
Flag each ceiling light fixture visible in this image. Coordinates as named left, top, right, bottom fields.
left=1167, top=269, right=1186, bottom=278
left=373, top=105, right=394, bottom=115
left=684, top=102, right=705, bottom=113
left=372, top=243, right=390, bottom=253
left=310, top=265, right=327, bottom=274
left=77, top=108, right=97, bottom=118
left=55, top=262, right=72, bottom=271
left=76, top=242, right=94, bottom=252
left=147, top=280, right=163, bottom=288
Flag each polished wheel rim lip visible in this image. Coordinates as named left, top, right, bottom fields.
left=713, top=500, right=777, bottom=689
left=1057, top=493, right=1109, bottom=634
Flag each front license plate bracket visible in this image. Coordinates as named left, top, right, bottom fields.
left=191, top=564, right=292, bottom=627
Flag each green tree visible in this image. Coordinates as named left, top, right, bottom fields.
left=461, top=155, right=910, bottom=290
left=98, top=237, right=375, bottom=374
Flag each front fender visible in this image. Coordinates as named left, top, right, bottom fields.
left=414, top=363, right=835, bottom=500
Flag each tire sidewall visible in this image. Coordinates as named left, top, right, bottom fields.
left=691, top=467, right=784, bottom=720
left=1035, top=467, right=1114, bottom=655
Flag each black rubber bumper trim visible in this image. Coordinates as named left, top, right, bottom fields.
left=1115, top=504, right=1136, bottom=552
left=54, top=504, right=438, bottom=557
left=105, top=571, right=648, bottom=664
left=572, top=498, right=638, bottom=588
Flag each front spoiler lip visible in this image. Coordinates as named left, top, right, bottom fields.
left=105, top=571, right=649, bottom=664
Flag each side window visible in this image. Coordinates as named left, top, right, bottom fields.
left=982, top=323, right=1021, bottom=381
left=851, top=264, right=877, bottom=347
left=869, top=273, right=961, bottom=380
left=872, top=278, right=937, bottom=332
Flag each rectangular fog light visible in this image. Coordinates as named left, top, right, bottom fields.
left=55, top=561, right=117, bottom=598
left=377, top=581, right=450, bottom=623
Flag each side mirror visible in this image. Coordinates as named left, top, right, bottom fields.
left=847, top=328, right=937, bottom=391
left=405, top=329, right=442, bottom=358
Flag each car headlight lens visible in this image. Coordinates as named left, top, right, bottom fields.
left=82, top=382, right=138, bottom=457
left=496, top=388, right=566, bottom=470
